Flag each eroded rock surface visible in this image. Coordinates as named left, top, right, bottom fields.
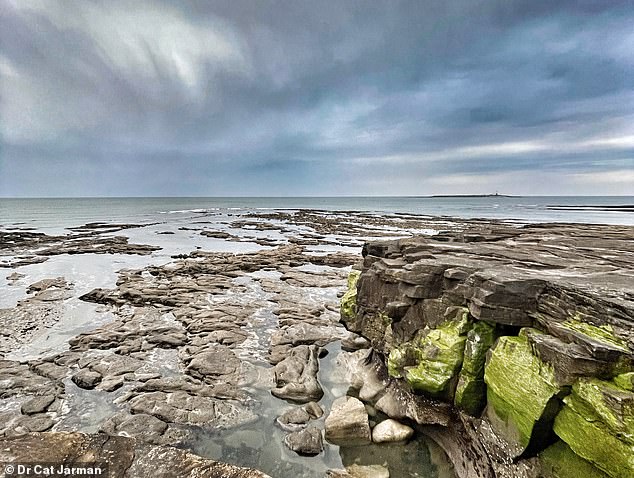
left=12, top=210, right=629, bottom=476
left=272, top=344, right=324, bottom=403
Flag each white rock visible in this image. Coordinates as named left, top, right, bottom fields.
left=371, top=418, right=414, bottom=443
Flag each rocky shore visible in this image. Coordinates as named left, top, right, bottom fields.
left=1, top=210, right=632, bottom=477
left=341, top=222, right=634, bottom=478
left=1, top=209, right=464, bottom=477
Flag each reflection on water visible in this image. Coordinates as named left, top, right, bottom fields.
left=186, top=342, right=456, bottom=478
left=340, top=437, right=456, bottom=478
left=185, top=342, right=345, bottom=477
left=56, top=379, right=122, bottom=434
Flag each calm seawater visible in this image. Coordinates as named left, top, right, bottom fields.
left=1, top=197, right=633, bottom=230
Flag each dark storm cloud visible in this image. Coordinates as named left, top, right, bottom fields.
left=0, top=0, right=632, bottom=196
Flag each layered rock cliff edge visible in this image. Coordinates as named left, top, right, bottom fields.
left=340, top=223, right=634, bottom=478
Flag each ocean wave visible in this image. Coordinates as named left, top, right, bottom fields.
left=160, top=208, right=214, bottom=214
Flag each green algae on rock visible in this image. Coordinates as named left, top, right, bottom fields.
left=454, top=377, right=486, bottom=417
left=454, top=320, right=497, bottom=415
left=570, top=378, right=634, bottom=442
left=539, top=440, right=609, bottom=478
left=614, top=372, right=634, bottom=392
left=553, top=388, right=634, bottom=478
left=484, top=333, right=565, bottom=454
left=561, top=318, right=629, bottom=352
left=340, top=270, right=361, bottom=321
left=403, top=315, right=472, bottom=398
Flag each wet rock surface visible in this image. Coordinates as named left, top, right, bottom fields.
left=1, top=209, right=465, bottom=477
left=0, top=277, right=73, bottom=354
left=272, top=344, right=324, bottom=403
left=345, top=223, right=634, bottom=478
left=0, top=432, right=272, bottom=477
left=0, top=226, right=160, bottom=269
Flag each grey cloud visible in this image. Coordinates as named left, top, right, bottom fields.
left=0, top=0, right=632, bottom=196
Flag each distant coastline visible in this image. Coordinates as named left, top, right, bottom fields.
left=428, top=194, right=517, bottom=198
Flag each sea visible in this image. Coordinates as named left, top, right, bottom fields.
left=1, top=196, right=633, bottom=231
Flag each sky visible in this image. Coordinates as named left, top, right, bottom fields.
left=1, top=0, right=633, bottom=197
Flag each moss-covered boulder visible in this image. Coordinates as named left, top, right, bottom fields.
left=402, top=313, right=472, bottom=399
left=540, top=440, right=609, bottom=478
left=553, top=378, right=634, bottom=478
left=454, top=320, right=497, bottom=415
left=483, top=331, right=566, bottom=456
left=341, top=270, right=361, bottom=321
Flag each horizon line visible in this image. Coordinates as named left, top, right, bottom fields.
left=2, top=194, right=634, bottom=200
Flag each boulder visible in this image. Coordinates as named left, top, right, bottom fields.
left=271, top=345, right=323, bottom=403
left=15, top=414, right=54, bottom=432
left=304, top=401, right=324, bottom=419
left=186, top=345, right=240, bottom=382
left=20, top=395, right=56, bottom=415
left=539, top=440, right=609, bottom=478
left=371, top=419, right=414, bottom=443
left=29, top=361, right=67, bottom=381
left=71, top=369, right=102, bottom=389
left=100, top=412, right=168, bottom=444
left=275, top=407, right=311, bottom=432
left=398, top=314, right=471, bottom=398
left=325, top=396, right=371, bottom=446
left=283, top=426, right=323, bottom=456
left=88, top=354, right=144, bottom=377
left=127, top=391, right=256, bottom=428
left=373, top=382, right=451, bottom=426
